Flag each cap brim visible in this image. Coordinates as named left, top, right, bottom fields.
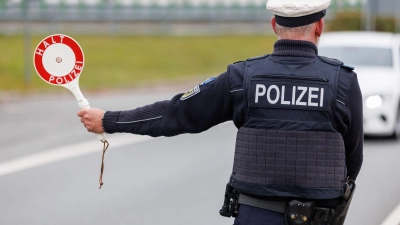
left=275, top=10, right=327, bottom=27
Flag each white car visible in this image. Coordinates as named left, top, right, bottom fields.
left=319, top=32, right=400, bottom=138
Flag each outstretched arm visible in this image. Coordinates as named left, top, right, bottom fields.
left=78, top=73, right=233, bottom=137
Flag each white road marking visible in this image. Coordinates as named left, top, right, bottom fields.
left=380, top=203, right=400, bottom=225
left=0, top=134, right=153, bottom=177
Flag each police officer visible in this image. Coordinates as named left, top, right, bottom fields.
left=78, top=0, right=363, bottom=224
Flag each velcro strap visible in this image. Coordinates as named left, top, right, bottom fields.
left=238, top=194, right=286, bottom=213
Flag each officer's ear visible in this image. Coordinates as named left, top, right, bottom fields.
left=271, top=17, right=278, bottom=35
left=315, top=18, right=324, bottom=37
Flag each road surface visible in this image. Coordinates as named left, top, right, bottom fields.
left=1, top=88, right=400, bottom=225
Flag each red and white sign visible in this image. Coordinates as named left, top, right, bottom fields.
left=33, top=34, right=85, bottom=85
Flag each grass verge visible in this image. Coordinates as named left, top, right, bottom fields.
left=0, top=35, right=277, bottom=92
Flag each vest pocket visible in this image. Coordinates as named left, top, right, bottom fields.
left=233, top=127, right=346, bottom=190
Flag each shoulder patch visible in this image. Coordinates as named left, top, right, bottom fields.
left=341, top=64, right=355, bottom=71
left=181, top=85, right=200, bottom=101
left=318, top=56, right=343, bottom=66
left=200, top=77, right=216, bottom=86
left=247, top=54, right=271, bottom=61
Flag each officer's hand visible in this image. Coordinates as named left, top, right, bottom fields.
left=77, top=108, right=105, bottom=134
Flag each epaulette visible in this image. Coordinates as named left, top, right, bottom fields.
left=318, top=56, right=343, bottom=66
left=318, top=56, right=355, bottom=71
left=341, top=64, right=355, bottom=71
left=247, top=54, right=271, bottom=61
left=233, top=60, right=244, bottom=64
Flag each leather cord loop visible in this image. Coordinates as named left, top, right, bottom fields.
left=99, top=140, right=109, bottom=189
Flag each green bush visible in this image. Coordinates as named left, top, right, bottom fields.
left=327, top=10, right=396, bottom=32
left=327, top=11, right=362, bottom=31
left=376, top=16, right=396, bottom=32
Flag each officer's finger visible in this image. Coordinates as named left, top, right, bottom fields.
left=77, top=109, right=87, bottom=117
left=80, top=117, right=85, bottom=123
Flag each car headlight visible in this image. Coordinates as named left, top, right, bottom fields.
left=365, top=95, right=383, bottom=109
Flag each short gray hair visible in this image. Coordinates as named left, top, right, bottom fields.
left=275, top=23, right=315, bottom=39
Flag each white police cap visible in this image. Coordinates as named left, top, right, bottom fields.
left=266, top=0, right=331, bottom=27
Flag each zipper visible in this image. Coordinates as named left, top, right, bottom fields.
left=253, top=74, right=329, bottom=82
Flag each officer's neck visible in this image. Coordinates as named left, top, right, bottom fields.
left=273, top=39, right=318, bottom=57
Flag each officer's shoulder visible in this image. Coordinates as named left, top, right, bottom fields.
left=232, top=60, right=244, bottom=65
left=229, top=60, right=246, bottom=71
left=227, top=60, right=248, bottom=91
left=230, top=54, right=271, bottom=67
left=328, top=59, right=358, bottom=105
left=318, top=56, right=355, bottom=71
left=246, top=54, right=271, bottom=62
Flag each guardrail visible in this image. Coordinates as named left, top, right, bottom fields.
left=0, top=1, right=267, bottom=21
left=0, top=0, right=365, bottom=22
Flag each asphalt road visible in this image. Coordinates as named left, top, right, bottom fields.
left=1, top=89, right=400, bottom=225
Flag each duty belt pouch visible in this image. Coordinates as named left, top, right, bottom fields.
left=219, top=183, right=239, bottom=218
left=331, top=180, right=357, bottom=225
left=285, top=200, right=315, bottom=225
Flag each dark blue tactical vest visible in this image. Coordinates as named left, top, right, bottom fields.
left=230, top=54, right=347, bottom=200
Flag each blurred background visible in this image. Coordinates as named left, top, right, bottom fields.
left=1, top=0, right=400, bottom=225
left=1, top=0, right=400, bottom=93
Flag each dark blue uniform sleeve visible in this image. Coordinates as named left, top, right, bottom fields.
left=102, top=72, right=233, bottom=137
left=334, top=71, right=364, bottom=181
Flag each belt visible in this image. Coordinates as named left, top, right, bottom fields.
left=238, top=194, right=286, bottom=213
left=238, top=194, right=335, bottom=223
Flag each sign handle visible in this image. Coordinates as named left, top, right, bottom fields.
left=68, top=83, right=106, bottom=142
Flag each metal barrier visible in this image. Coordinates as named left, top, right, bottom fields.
left=2, top=0, right=394, bottom=36
left=0, top=0, right=267, bottom=21
left=0, top=0, right=368, bottom=22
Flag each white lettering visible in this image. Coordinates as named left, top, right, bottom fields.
left=70, top=70, right=78, bottom=78
left=60, top=35, right=65, bottom=43
left=51, top=36, right=56, bottom=44
left=63, top=76, right=70, bottom=83
left=281, top=86, right=290, bottom=105
left=255, top=84, right=266, bottom=103
left=296, top=86, right=307, bottom=106
left=292, top=86, right=296, bottom=105
left=76, top=61, right=83, bottom=64
left=253, top=84, right=327, bottom=108
left=308, top=87, right=319, bottom=107
left=49, top=76, right=55, bottom=82
left=267, top=85, right=280, bottom=104
left=320, top=88, right=324, bottom=107
left=35, top=48, right=44, bottom=56
left=56, top=77, right=63, bottom=84
left=74, top=64, right=83, bottom=71
left=43, top=41, right=50, bottom=48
